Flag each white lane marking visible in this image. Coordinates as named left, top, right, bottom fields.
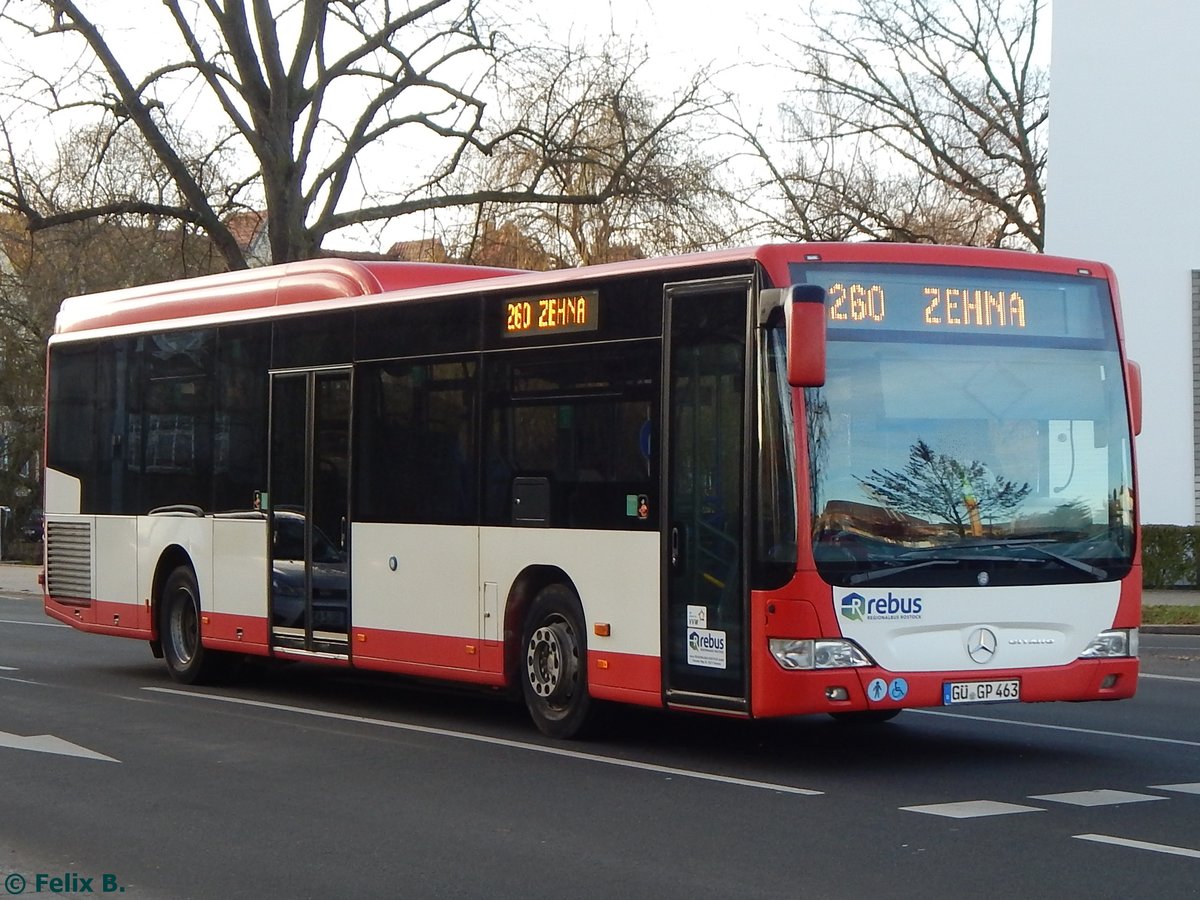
left=1150, top=782, right=1200, bottom=795
left=0, top=618, right=69, bottom=628
left=1029, top=789, right=1166, bottom=807
left=0, top=730, right=118, bottom=763
left=143, top=687, right=823, bottom=796
left=912, top=709, right=1200, bottom=749
left=901, top=800, right=1044, bottom=819
left=0, top=676, right=43, bottom=686
left=1074, top=833, right=1200, bottom=859
left=1141, top=673, right=1200, bottom=684
left=0, top=665, right=17, bottom=671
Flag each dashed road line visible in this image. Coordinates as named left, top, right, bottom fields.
left=903, top=781, right=1198, bottom=819
left=1151, top=782, right=1200, bottom=795
left=901, top=800, right=1044, bottom=819
left=1029, top=789, right=1166, bottom=807
left=1074, top=833, right=1200, bottom=859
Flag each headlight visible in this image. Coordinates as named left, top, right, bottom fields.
left=769, top=638, right=874, bottom=670
left=1079, top=628, right=1138, bottom=658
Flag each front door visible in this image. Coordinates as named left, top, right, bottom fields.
left=663, top=279, right=751, bottom=707
left=268, top=369, right=352, bottom=654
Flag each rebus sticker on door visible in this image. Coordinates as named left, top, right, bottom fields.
left=687, top=628, right=727, bottom=669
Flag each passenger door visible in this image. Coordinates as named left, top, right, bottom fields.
left=663, top=279, right=751, bottom=708
left=268, top=369, right=352, bottom=655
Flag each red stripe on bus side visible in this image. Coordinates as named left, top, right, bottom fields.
left=44, top=597, right=153, bottom=640
left=48, top=599, right=663, bottom=705
left=588, top=650, right=662, bottom=707
left=201, top=611, right=271, bottom=653
left=350, top=627, right=506, bottom=686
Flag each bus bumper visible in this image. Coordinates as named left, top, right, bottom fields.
left=750, top=656, right=1138, bottom=719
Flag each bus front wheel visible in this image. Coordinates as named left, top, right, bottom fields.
left=159, top=565, right=226, bottom=685
left=520, top=585, right=592, bottom=739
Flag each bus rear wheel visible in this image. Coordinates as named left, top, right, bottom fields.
left=159, top=565, right=228, bottom=685
left=521, top=585, right=592, bottom=739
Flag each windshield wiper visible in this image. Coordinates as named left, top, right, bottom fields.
left=899, top=539, right=1107, bottom=580
left=1008, top=543, right=1107, bottom=580
left=848, top=559, right=956, bottom=585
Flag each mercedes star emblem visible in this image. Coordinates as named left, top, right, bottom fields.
left=967, top=627, right=998, bottom=664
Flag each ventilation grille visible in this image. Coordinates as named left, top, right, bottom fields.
left=46, top=520, right=94, bottom=599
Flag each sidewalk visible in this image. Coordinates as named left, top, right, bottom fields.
left=0, top=562, right=41, bottom=595
left=1142, top=589, right=1200, bottom=606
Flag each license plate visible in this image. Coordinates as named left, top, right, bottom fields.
left=943, top=679, right=1020, bottom=705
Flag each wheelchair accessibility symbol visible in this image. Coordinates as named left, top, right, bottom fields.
left=867, top=677, right=908, bottom=702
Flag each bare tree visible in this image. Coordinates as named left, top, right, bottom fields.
left=0, top=124, right=228, bottom=529
left=0, top=1, right=724, bottom=269
left=0, top=214, right=45, bottom=532
left=449, top=41, right=733, bottom=268
left=742, top=0, right=1047, bottom=249
left=6, top=122, right=229, bottom=283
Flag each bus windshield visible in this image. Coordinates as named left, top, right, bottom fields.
left=791, top=261, right=1135, bottom=588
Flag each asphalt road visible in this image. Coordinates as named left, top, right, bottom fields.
left=1, top=590, right=1197, bottom=899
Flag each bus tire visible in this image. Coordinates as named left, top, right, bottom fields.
left=829, top=709, right=902, bottom=724
left=520, top=584, right=592, bottom=739
left=159, top=565, right=227, bottom=685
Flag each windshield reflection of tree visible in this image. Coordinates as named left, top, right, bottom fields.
left=855, top=439, right=1030, bottom=539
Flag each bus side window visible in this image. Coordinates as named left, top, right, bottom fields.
left=355, top=359, right=477, bottom=526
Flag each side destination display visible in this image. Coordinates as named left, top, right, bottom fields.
left=504, top=289, right=599, bottom=338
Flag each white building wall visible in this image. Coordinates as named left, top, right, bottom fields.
left=1047, top=0, right=1200, bottom=525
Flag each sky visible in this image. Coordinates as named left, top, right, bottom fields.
left=537, top=0, right=782, bottom=66
left=533, top=0, right=790, bottom=111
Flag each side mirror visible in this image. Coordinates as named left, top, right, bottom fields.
left=786, top=284, right=827, bottom=387
left=1125, top=359, right=1142, bottom=436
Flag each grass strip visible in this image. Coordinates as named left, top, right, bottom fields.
left=1142, top=604, right=1200, bottom=625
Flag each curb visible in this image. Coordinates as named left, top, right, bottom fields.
left=1142, top=624, right=1200, bottom=634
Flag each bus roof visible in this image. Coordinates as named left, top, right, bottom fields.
left=53, top=258, right=526, bottom=336
left=52, top=243, right=1116, bottom=339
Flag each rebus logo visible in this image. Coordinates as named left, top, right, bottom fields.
left=688, top=631, right=725, bottom=652
left=840, top=591, right=923, bottom=621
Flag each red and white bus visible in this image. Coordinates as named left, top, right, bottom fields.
left=41, top=243, right=1141, bottom=737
